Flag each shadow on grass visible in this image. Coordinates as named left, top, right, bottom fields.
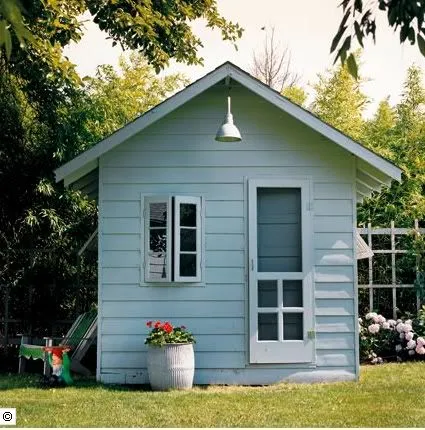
left=0, top=373, right=155, bottom=392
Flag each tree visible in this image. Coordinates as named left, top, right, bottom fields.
left=281, top=85, right=308, bottom=107
left=0, top=0, right=243, bottom=72
left=58, top=53, right=188, bottom=161
left=358, top=65, right=425, bottom=226
left=332, top=0, right=425, bottom=79
left=0, top=49, right=188, bottom=333
left=251, top=26, right=299, bottom=92
left=311, top=61, right=368, bottom=141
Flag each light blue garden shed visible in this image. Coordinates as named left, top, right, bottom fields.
left=55, top=62, right=402, bottom=385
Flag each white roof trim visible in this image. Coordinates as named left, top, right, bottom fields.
left=55, top=62, right=402, bottom=184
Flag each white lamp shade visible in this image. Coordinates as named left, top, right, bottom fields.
left=215, top=113, right=242, bottom=142
left=215, top=96, right=242, bottom=142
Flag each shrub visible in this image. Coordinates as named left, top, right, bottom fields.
left=359, top=311, right=425, bottom=363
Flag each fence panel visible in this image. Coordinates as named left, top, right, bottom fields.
left=357, top=220, right=424, bottom=318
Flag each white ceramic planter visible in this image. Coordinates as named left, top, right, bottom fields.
left=147, top=343, right=195, bottom=391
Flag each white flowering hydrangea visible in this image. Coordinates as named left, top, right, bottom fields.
left=405, top=331, right=414, bottom=341
left=368, top=324, right=380, bottom=334
left=416, top=345, right=425, bottom=355
left=366, top=312, right=378, bottom=320
left=360, top=311, right=425, bottom=364
left=396, top=323, right=405, bottom=333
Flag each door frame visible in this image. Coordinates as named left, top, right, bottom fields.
left=248, top=178, right=315, bottom=364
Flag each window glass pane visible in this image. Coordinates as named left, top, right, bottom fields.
left=258, top=280, right=277, bottom=307
left=283, top=313, right=303, bottom=340
left=180, top=254, right=197, bottom=277
left=180, top=229, right=196, bottom=252
left=180, top=203, right=196, bottom=227
left=258, top=313, right=278, bottom=340
left=150, top=202, right=167, bottom=227
left=282, top=281, right=303, bottom=307
left=257, top=188, right=301, bottom=272
left=149, top=229, right=167, bottom=253
left=148, top=253, right=168, bottom=279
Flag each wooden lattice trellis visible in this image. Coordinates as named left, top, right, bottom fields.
left=357, top=220, right=425, bottom=319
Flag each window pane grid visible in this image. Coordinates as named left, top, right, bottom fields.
left=256, top=278, right=304, bottom=341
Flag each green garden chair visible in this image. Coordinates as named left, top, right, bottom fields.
left=18, top=309, right=97, bottom=377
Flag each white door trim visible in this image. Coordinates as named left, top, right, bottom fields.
left=248, top=178, right=315, bottom=364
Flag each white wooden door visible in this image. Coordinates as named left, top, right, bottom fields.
left=248, top=179, right=315, bottom=364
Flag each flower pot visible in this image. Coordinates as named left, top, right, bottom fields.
left=147, top=343, right=195, bottom=391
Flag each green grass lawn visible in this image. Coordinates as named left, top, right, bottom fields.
left=2, top=363, right=425, bottom=427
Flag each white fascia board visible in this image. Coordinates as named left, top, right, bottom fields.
left=228, top=67, right=402, bottom=183
left=55, top=64, right=233, bottom=183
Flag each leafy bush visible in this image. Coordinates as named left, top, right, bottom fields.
left=359, top=311, right=425, bottom=363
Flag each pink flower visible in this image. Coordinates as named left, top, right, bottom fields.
left=382, top=322, right=390, bottom=329
left=400, top=332, right=405, bottom=340
left=368, top=324, right=380, bottom=334
left=396, top=323, right=405, bottom=333
left=407, top=339, right=416, bottom=350
left=377, top=315, right=386, bottom=324
left=395, top=344, right=402, bottom=352
left=416, top=345, right=425, bottom=355
left=388, top=319, right=397, bottom=327
left=408, top=349, right=415, bottom=356
left=403, top=324, right=413, bottom=333
left=417, top=337, right=425, bottom=346
left=405, top=331, right=414, bottom=341
left=366, top=312, right=377, bottom=320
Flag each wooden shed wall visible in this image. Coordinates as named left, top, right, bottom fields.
left=98, top=84, right=357, bottom=384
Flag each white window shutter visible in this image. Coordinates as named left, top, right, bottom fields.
left=144, top=196, right=172, bottom=282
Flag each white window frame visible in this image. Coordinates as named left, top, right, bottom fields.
left=174, top=196, right=202, bottom=282
left=143, top=195, right=202, bottom=284
left=248, top=178, right=315, bottom=364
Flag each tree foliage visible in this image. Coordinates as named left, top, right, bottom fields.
left=359, top=65, right=425, bottom=226
left=0, top=0, right=243, bottom=72
left=311, top=60, right=368, bottom=141
left=332, top=0, right=425, bottom=78
left=281, top=85, right=308, bottom=107
left=0, top=49, right=187, bottom=333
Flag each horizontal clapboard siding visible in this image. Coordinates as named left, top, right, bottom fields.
left=102, top=334, right=245, bottom=352
left=100, top=367, right=356, bottom=385
left=100, top=350, right=355, bottom=370
left=102, top=317, right=246, bottom=335
left=98, top=83, right=357, bottom=383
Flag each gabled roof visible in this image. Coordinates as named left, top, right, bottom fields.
left=55, top=61, right=402, bottom=188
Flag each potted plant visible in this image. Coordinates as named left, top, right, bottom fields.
left=145, top=320, right=195, bottom=390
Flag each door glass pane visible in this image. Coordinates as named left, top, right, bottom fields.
left=258, top=313, right=278, bottom=340
left=283, top=313, right=303, bottom=340
left=258, top=280, right=277, bottom=307
left=282, top=281, right=303, bottom=307
left=180, top=254, right=196, bottom=277
left=180, top=229, right=196, bottom=252
left=257, top=188, right=301, bottom=272
left=180, top=203, right=196, bottom=227
left=150, top=202, right=167, bottom=227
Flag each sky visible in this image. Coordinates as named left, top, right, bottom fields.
left=64, top=0, right=425, bottom=117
